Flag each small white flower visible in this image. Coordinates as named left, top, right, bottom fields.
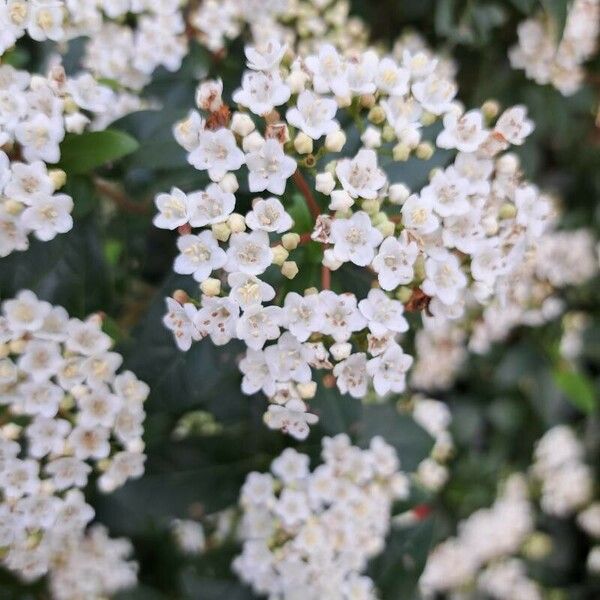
left=173, top=232, right=227, bottom=282
left=495, top=106, right=534, bottom=145
left=187, top=183, right=236, bottom=227
left=376, top=57, right=410, bottom=95
left=163, top=298, right=200, bottom=352
left=236, top=304, right=283, bottom=350
left=422, top=253, right=467, bottom=306
left=153, top=187, right=190, bottom=230
left=412, top=75, right=457, bottom=115
left=421, top=167, right=470, bottom=218
left=282, top=292, right=324, bottom=342
left=15, top=113, right=64, bottom=163
left=437, top=110, right=489, bottom=153
left=334, top=353, right=368, bottom=398
left=367, top=343, right=413, bottom=396
left=194, top=296, right=239, bottom=346
left=225, top=230, right=273, bottom=276
left=358, top=289, right=409, bottom=336
left=228, top=273, right=275, bottom=309
left=246, top=139, right=297, bottom=195
left=264, top=399, right=318, bottom=441
left=233, top=70, right=291, bottom=116
left=401, top=194, right=440, bottom=234
left=246, top=197, right=293, bottom=233
left=335, top=149, right=386, bottom=200
left=320, top=291, right=367, bottom=342
left=21, top=193, right=74, bottom=241
left=188, top=128, right=245, bottom=182
left=330, top=211, right=383, bottom=266
left=245, top=39, right=287, bottom=72
left=286, top=90, right=338, bottom=140
left=372, top=233, right=419, bottom=290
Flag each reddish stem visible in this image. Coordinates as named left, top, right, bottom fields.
left=321, top=265, right=331, bottom=290
left=292, top=169, right=321, bottom=221
left=413, top=504, right=432, bottom=521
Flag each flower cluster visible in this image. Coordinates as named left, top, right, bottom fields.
left=76, top=0, right=187, bottom=92
left=419, top=474, right=537, bottom=599
left=0, top=290, right=148, bottom=590
left=509, top=0, right=600, bottom=96
left=157, top=31, right=553, bottom=438
left=233, top=435, right=411, bottom=599
left=189, top=0, right=369, bottom=56
left=420, top=424, right=600, bottom=598
left=0, top=61, right=135, bottom=257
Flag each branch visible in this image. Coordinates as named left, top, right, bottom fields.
left=292, top=169, right=322, bottom=221
left=94, top=177, right=151, bottom=215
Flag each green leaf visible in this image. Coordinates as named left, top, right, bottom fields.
left=509, top=0, right=537, bottom=12
left=434, top=0, right=456, bottom=36
left=542, top=0, right=570, bottom=40
left=553, top=369, right=598, bottom=414
left=58, top=129, right=139, bottom=174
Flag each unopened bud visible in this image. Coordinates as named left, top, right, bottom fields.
left=281, top=261, right=299, bottom=279
left=499, top=203, right=517, bottom=220
left=49, top=169, right=67, bottom=190
left=382, top=124, right=396, bottom=142
left=212, top=222, right=231, bottom=242
left=271, top=245, right=289, bottom=266
left=361, top=127, right=382, bottom=148
left=331, top=342, right=352, bottom=361
left=315, top=172, right=336, bottom=195
left=200, top=278, right=221, bottom=296
left=362, top=199, right=380, bottom=215
left=393, top=142, right=411, bottom=161
left=329, top=190, right=354, bottom=211
left=389, top=183, right=410, bottom=205
left=242, top=131, right=264, bottom=153
left=282, top=232, right=300, bottom=251
left=377, top=220, right=395, bottom=237
left=420, top=111, right=436, bottom=126
left=219, top=172, right=239, bottom=193
left=368, top=105, right=386, bottom=125
left=325, top=129, right=346, bottom=152
left=230, top=112, right=255, bottom=137
left=4, top=200, right=23, bottom=215
left=173, top=289, right=190, bottom=304
left=360, top=94, right=376, bottom=109
left=294, top=132, right=313, bottom=155
left=416, top=142, right=434, bottom=160
left=482, top=100, right=500, bottom=120
left=9, top=339, right=26, bottom=355
left=228, top=213, right=246, bottom=233
left=297, top=381, right=317, bottom=399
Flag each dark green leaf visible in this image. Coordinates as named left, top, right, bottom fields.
left=58, top=129, right=139, bottom=174
left=553, top=369, right=598, bottom=414
left=542, top=0, right=570, bottom=40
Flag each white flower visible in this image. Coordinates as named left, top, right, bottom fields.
left=335, top=149, right=386, bottom=200
left=236, top=304, right=282, bottom=350
left=305, top=44, right=347, bottom=94
left=271, top=448, right=310, bottom=485
left=240, top=349, right=276, bottom=397
left=376, top=57, right=410, bottom=95
left=343, top=50, right=379, bottom=96
left=264, top=332, right=312, bottom=384
left=412, top=75, right=457, bottom=115
left=228, top=273, right=275, bottom=309
left=401, top=194, right=440, bottom=234
left=286, top=90, right=338, bottom=140
left=225, top=230, right=273, bottom=276
left=320, top=291, right=367, bottom=342
left=275, top=488, right=311, bottom=527
left=330, top=211, right=383, bottom=266
left=367, top=344, right=413, bottom=396
left=246, top=139, right=297, bottom=195
left=421, top=167, right=470, bottom=217
left=437, top=110, right=489, bottom=153
left=246, top=197, right=293, bottom=233
left=495, top=106, right=534, bottom=145
left=163, top=298, right=200, bottom=352
left=25, top=416, right=70, bottom=459
left=45, top=457, right=91, bottom=491
left=282, top=292, right=324, bottom=342
left=264, top=399, right=318, bottom=440
left=3, top=290, right=51, bottom=334
left=333, top=353, right=368, bottom=398
left=194, top=296, right=239, bottom=346
left=153, top=187, right=190, bottom=230
left=358, top=289, right=409, bottom=336
left=372, top=233, right=419, bottom=290
left=188, top=128, right=245, bottom=181
left=21, top=193, right=73, bottom=241
left=195, top=78, right=223, bottom=112
left=514, top=185, right=551, bottom=237
left=14, top=113, right=64, bottom=164
left=232, top=71, right=291, bottom=115
left=422, top=253, right=467, bottom=306
left=17, top=340, right=63, bottom=381
left=173, top=232, right=227, bottom=282
left=187, top=183, right=236, bottom=227
left=27, top=0, right=65, bottom=42
left=245, top=39, right=287, bottom=71
left=67, top=425, right=111, bottom=461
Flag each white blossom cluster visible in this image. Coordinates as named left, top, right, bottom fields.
left=0, top=62, right=134, bottom=257
left=76, top=0, right=188, bottom=92
left=421, top=424, right=600, bottom=598
left=509, top=0, right=600, bottom=96
left=0, top=290, right=148, bottom=591
left=156, top=31, right=555, bottom=438
left=233, top=435, right=411, bottom=599
left=419, top=474, right=537, bottom=599
left=189, top=0, right=368, bottom=56
left=412, top=217, right=598, bottom=391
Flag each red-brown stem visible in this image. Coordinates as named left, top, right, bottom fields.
left=321, top=265, right=331, bottom=290
left=292, top=169, right=321, bottom=221
left=94, top=177, right=151, bottom=215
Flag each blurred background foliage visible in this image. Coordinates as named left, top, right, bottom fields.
left=0, top=0, right=599, bottom=598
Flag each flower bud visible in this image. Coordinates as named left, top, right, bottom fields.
left=9, top=339, right=26, bottom=355
left=65, top=112, right=89, bottom=134
left=377, top=220, right=395, bottom=237
left=200, top=278, right=221, bottom=296
left=281, top=261, right=299, bottom=279
left=4, top=200, right=23, bottom=215
left=325, top=129, right=346, bottom=152
left=481, top=99, right=500, bottom=120
left=294, top=132, right=313, bottom=155
left=49, top=169, right=67, bottom=190
left=361, top=127, right=382, bottom=148
left=242, top=131, right=265, bottom=153
left=395, top=286, right=413, bottom=303
left=282, top=232, right=300, bottom=251
left=323, top=249, right=343, bottom=270
left=315, top=172, right=336, bottom=195
left=361, top=199, right=380, bottom=215
left=230, top=112, right=255, bottom=137
left=368, top=105, right=386, bottom=125
left=330, top=342, right=352, bottom=361
left=329, top=190, right=354, bottom=211
left=420, top=111, right=436, bottom=126
left=335, top=94, right=352, bottom=108
left=389, top=183, right=410, bottom=205
left=271, top=245, right=289, bottom=266
left=212, top=222, right=231, bottom=242
left=219, top=172, right=239, bottom=193
left=195, top=79, right=223, bottom=112
left=173, top=289, right=190, bottom=304
left=393, top=142, right=411, bottom=161
left=360, top=94, right=376, bottom=108
left=382, top=124, right=396, bottom=142
left=416, top=142, right=434, bottom=160
left=297, top=381, right=317, bottom=399
left=228, top=213, right=246, bottom=233
left=496, top=152, right=520, bottom=174
left=287, top=69, right=309, bottom=93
